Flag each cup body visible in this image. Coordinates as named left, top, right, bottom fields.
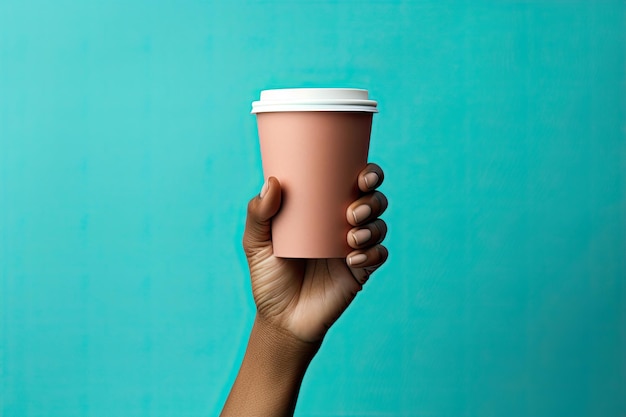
left=252, top=88, right=377, bottom=258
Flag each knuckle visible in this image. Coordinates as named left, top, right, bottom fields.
left=375, top=191, right=388, bottom=209
left=378, top=245, right=389, bottom=261
left=372, top=220, right=387, bottom=243
left=374, top=218, right=387, bottom=233
left=368, top=162, right=381, bottom=172
left=246, top=198, right=256, bottom=214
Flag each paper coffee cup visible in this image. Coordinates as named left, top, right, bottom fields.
left=252, top=88, right=377, bottom=258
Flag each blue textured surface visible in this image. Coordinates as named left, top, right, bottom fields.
left=1, top=1, right=624, bottom=416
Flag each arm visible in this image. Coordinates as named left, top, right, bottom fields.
left=221, top=163, right=388, bottom=416
left=220, top=317, right=318, bottom=417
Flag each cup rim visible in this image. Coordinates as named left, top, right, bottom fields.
left=251, top=88, right=378, bottom=114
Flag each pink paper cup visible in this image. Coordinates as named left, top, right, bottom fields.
left=252, top=88, right=378, bottom=258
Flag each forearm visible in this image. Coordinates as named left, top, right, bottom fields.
left=221, top=316, right=321, bottom=417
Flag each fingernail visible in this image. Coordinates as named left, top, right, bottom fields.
left=351, top=228, right=372, bottom=246
left=259, top=181, right=268, bottom=199
left=352, top=204, right=372, bottom=224
left=348, top=253, right=368, bottom=266
left=364, top=172, right=379, bottom=189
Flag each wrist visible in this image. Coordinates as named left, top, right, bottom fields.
left=252, top=315, right=322, bottom=368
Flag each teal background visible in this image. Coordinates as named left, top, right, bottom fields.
left=1, top=1, right=624, bottom=416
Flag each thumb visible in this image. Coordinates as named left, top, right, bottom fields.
left=243, top=177, right=282, bottom=252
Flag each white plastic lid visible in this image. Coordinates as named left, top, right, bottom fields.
left=251, top=88, right=378, bottom=113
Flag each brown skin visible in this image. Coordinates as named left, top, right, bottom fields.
left=221, top=163, right=388, bottom=417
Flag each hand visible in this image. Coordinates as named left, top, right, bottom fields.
left=243, top=163, right=389, bottom=343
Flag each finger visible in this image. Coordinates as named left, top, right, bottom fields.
left=347, top=219, right=388, bottom=249
left=346, top=191, right=388, bottom=227
left=346, top=244, right=389, bottom=269
left=347, top=245, right=389, bottom=285
left=357, top=163, right=384, bottom=192
left=243, top=177, right=282, bottom=253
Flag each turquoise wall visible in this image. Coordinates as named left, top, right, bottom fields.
left=1, top=1, right=624, bottom=416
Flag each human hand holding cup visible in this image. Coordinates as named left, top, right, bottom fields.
left=221, top=89, right=387, bottom=415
